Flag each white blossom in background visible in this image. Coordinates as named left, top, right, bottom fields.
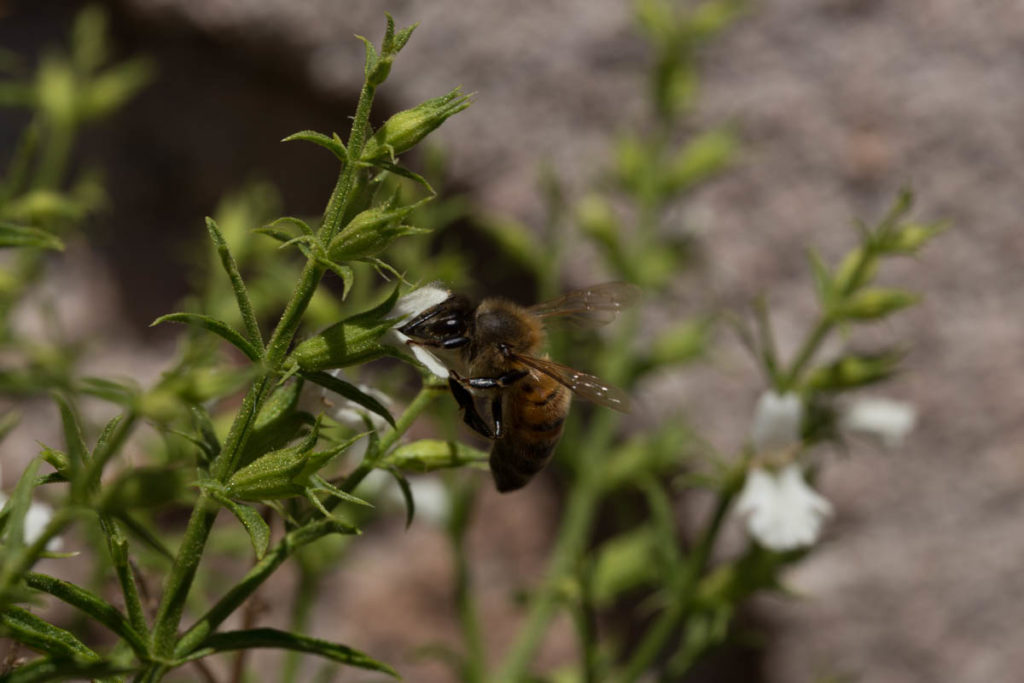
left=0, top=462, right=63, bottom=551
left=298, top=370, right=397, bottom=461
left=735, top=463, right=833, bottom=551
left=842, top=396, right=917, bottom=449
left=737, top=389, right=832, bottom=551
left=750, top=390, right=803, bottom=453
left=383, top=284, right=452, bottom=379
left=385, top=475, right=449, bottom=526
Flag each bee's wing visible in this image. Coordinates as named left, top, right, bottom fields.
left=528, top=282, right=641, bottom=327
left=515, top=354, right=631, bottom=413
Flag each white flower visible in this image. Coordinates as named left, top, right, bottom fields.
left=750, top=390, right=803, bottom=453
left=841, top=397, right=917, bottom=449
left=318, top=370, right=394, bottom=433
left=383, top=284, right=452, bottom=379
left=0, top=490, right=63, bottom=552
left=384, top=474, right=449, bottom=526
left=735, top=463, right=833, bottom=551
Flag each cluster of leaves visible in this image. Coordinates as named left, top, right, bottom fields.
left=0, top=4, right=945, bottom=683
left=0, top=11, right=483, bottom=682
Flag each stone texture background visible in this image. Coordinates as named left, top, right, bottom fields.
left=3, top=0, right=1023, bottom=681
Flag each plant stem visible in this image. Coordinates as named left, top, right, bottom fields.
left=493, top=474, right=599, bottom=683
left=617, top=487, right=735, bottom=681
left=148, top=72, right=382, bottom=662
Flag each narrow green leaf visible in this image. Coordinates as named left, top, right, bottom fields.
left=113, top=512, right=174, bottom=561
left=300, top=371, right=395, bottom=428
left=806, top=248, right=833, bottom=304
left=281, top=130, right=346, bottom=161
left=51, top=393, right=87, bottom=470
left=205, top=217, right=264, bottom=354
left=187, top=628, right=397, bottom=678
left=0, top=606, right=101, bottom=660
left=309, top=475, right=372, bottom=509
left=24, top=573, right=148, bottom=657
left=380, top=439, right=488, bottom=472
left=96, top=515, right=149, bottom=640
left=151, top=312, right=261, bottom=362
left=3, top=458, right=42, bottom=553
left=0, top=222, right=64, bottom=251
left=0, top=657, right=132, bottom=683
left=216, top=495, right=270, bottom=560
left=387, top=467, right=415, bottom=528
left=75, top=376, right=139, bottom=406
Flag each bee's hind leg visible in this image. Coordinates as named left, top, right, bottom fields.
left=448, top=376, right=493, bottom=439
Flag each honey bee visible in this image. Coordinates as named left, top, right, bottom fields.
left=397, top=282, right=639, bottom=492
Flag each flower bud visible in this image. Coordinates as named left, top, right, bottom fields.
left=328, top=205, right=428, bottom=262
left=750, top=390, right=803, bottom=453
left=836, top=288, right=918, bottom=320
left=361, top=88, right=471, bottom=162
left=226, top=443, right=310, bottom=501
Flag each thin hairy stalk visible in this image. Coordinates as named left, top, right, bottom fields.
left=147, top=75, right=382, bottom=666
left=173, top=517, right=348, bottom=658
left=617, top=489, right=735, bottom=681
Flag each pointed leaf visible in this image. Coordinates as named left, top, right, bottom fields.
left=0, top=606, right=101, bottom=660
left=0, top=222, right=64, bottom=251
left=52, top=393, right=87, bottom=470
left=187, top=628, right=397, bottom=677
left=205, top=217, right=263, bottom=353
left=2, top=458, right=42, bottom=553
left=300, top=371, right=395, bottom=428
left=387, top=467, right=415, bottom=528
left=281, top=130, right=346, bottom=162
left=0, top=657, right=132, bottom=683
left=216, top=495, right=270, bottom=559
left=151, top=312, right=261, bottom=362
left=24, top=573, right=148, bottom=657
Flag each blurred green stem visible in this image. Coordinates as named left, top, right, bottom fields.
left=618, top=486, right=736, bottom=681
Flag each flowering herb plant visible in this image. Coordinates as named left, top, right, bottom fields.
left=0, top=4, right=943, bottom=683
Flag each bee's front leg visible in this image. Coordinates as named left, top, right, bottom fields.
left=448, top=375, right=493, bottom=439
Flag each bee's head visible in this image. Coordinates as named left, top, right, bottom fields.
left=397, top=295, right=474, bottom=349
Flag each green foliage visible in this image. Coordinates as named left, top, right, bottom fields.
left=0, top=4, right=944, bottom=683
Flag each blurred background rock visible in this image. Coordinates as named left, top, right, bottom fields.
left=2, top=1, right=1022, bottom=681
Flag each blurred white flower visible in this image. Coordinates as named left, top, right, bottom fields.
left=384, top=284, right=452, bottom=379
left=0, top=468, right=63, bottom=552
left=750, top=390, right=803, bottom=453
left=388, top=475, right=449, bottom=526
left=735, top=463, right=832, bottom=551
left=841, top=397, right=917, bottom=449
left=298, top=370, right=396, bottom=461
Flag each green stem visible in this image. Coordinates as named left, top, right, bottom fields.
left=782, top=317, right=831, bottom=391
left=281, top=560, right=319, bottom=681
left=450, top=484, right=484, bottom=683
left=99, top=515, right=149, bottom=639
left=173, top=518, right=345, bottom=658
left=617, top=488, right=735, bottom=681
left=494, top=477, right=599, bottom=683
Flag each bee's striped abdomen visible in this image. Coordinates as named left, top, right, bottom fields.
left=488, top=375, right=570, bottom=493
